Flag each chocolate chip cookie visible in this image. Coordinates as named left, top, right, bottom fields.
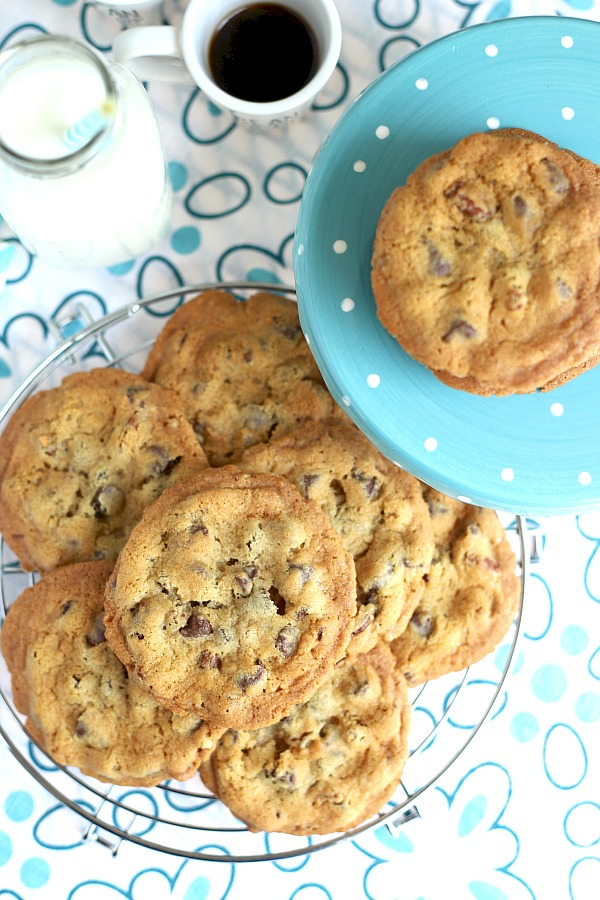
left=104, top=466, right=357, bottom=730
left=0, top=367, right=208, bottom=571
left=200, top=641, right=411, bottom=835
left=390, top=487, right=520, bottom=685
left=141, top=290, right=337, bottom=466
left=0, top=560, right=222, bottom=785
left=371, top=130, right=600, bottom=395
left=239, top=419, right=434, bottom=655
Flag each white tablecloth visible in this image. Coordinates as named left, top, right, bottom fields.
left=0, top=1, right=599, bottom=897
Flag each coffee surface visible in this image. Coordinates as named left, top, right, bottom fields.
left=208, top=3, right=319, bottom=103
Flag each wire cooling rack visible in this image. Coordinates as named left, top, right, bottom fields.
left=0, top=282, right=529, bottom=862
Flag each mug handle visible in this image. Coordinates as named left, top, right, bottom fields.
left=112, top=26, right=195, bottom=84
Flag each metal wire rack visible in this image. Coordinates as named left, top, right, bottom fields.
left=0, top=282, right=530, bottom=862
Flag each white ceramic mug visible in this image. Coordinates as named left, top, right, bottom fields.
left=88, top=0, right=165, bottom=28
left=113, top=0, right=342, bottom=128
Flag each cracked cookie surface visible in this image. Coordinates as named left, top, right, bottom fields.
left=0, top=367, right=208, bottom=571
left=371, top=130, right=600, bottom=395
left=0, top=560, right=221, bottom=785
left=200, top=641, right=411, bottom=835
left=141, top=290, right=337, bottom=465
left=390, top=487, right=520, bottom=685
left=104, top=466, right=357, bottom=730
left=240, top=419, right=434, bottom=655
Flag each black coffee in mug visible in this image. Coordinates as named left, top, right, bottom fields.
left=208, top=3, right=320, bottom=103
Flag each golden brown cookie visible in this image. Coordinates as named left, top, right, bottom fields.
left=141, top=290, right=337, bottom=465
left=0, top=561, right=222, bottom=785
left=0, top=367, right=208, bottom=571
left=104, top=466, right=357, bottom=730
left=200, top=642, right=411, bottom=835
left=371, top=130, right=600, bottom=395
left=239, top=419, right=434, bottom=655
left=389, top=487, right=520, bottom=685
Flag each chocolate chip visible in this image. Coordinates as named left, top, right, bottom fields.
left=269, top=586, right=286, bottom=615
left=75, top=720, right=87, bottom=738
left=427, top=241, right=451, bottom=277
left=513, top=195, right=528, bottom=217
left=189, top=522, right=209, bottom=535
left=352, top=614, right=373, bottom=636
left=350, top=467, right=381, bottom=500
left=125, top=386, right=147, bottom=402
left=85, top=613, right=106, bottom=646
left=148, top=445, right=182, bottom=476
left=275, top=624, right=299, bottom=657
left=61, top=601, right=74, bottom=616
left=288, top=563, right=313, bottom=584
left=234, top=571, right=254, bottom=596
left=426, top=498, right=449, bottom=517
left=299, top=473, right=319, bottom=498
left=276, top=324, right=302, bottom=341
left=441, top=320, right=478, bottom=342
left=90, top=484, right=125, bottom=519
left=542, top=158, right=570, bottom=194
left=238, top=661, right=266, bottom=691
left=243, top=405, right=274, bottom=431
left=180, top=613, right=212, bottom=637
left=410, top=610, right=434, bottom=637
left=199, top=650, right=221, bottom=669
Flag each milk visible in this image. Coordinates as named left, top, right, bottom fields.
left=0, top=37, right=172, bottom=268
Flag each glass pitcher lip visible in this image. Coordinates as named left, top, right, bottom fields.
left=0, top=34, right=117, bottom=175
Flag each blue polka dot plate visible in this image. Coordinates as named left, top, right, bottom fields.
left=294, top=16, right=600, bottom=517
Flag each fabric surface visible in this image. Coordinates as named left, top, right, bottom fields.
left=0, top=1, right=599, bottom=898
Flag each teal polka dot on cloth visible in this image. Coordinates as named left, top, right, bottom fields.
left=5, top=790, right=33, bottom=822
left=575, top=692, right=600, bottom=723
left=168, top=161, right=189, bottom=192
left=531, top=664, right=567, bottom=702
left=560, top=625, right=588, bottom=655
left=171, top=226, right=201, bottom=255
left=21, top=857, right=50, bottom=889
left=0, top=830, right=12, bottom=866
left=510, top=711, right=539, bottom=742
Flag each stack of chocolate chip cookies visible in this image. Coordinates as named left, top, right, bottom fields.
left=0, top=289, right=520, bottom=836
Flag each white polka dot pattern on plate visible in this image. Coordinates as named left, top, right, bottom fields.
left=341, top=395, right=351, bottom=407
left=297, top=243, right=304, bottom=255
left=294, top=15, right=600, bottom=517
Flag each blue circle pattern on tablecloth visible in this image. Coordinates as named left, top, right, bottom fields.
left=0, top=1, right=598, bottom=898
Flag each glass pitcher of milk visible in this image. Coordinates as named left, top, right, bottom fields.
left=0, top=35, right=172, bottom=268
